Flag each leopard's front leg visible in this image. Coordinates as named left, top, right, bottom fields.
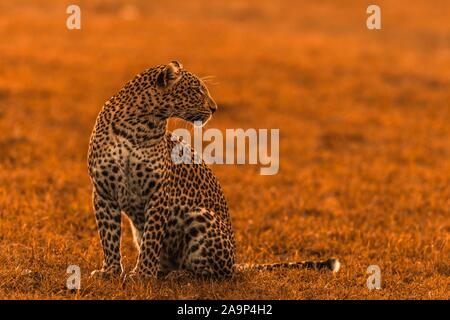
left=127, top=205, right=168, bottom=280
left=90, top=190, right=123, bottom=278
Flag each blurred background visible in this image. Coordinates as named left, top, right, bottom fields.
left=0, top=0, right=448, bottom=299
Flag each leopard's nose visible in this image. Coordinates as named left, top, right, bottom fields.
left=209, top=101, right=218, bottom=114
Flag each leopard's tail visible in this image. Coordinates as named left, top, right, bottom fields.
left=235, top=258, right=340, bottom=273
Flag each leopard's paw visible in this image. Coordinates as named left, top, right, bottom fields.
left=90, top=266, right=122, bottom=279
left=122, top=270, right=157, bottom=287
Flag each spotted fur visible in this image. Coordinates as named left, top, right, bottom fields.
left=88, top=61, right=340, bottom=280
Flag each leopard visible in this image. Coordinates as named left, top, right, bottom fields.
left=87, top=61, right=340, bottom=281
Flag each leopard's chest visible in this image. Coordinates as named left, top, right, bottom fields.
left=116, top=143, right=170, bottom=213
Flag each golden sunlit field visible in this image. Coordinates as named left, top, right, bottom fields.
left=0, top=0, right=449, bottom=299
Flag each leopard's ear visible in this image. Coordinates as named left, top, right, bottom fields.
left=156, top=61, right=183, bottom=89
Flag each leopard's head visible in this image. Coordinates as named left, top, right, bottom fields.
left=155, top=61, right=217, bottom=126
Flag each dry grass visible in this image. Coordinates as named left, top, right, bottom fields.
left=0, top=0, right=449, bottom=299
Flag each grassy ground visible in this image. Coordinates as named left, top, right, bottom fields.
left=0, top=0, right=449, bottom=299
